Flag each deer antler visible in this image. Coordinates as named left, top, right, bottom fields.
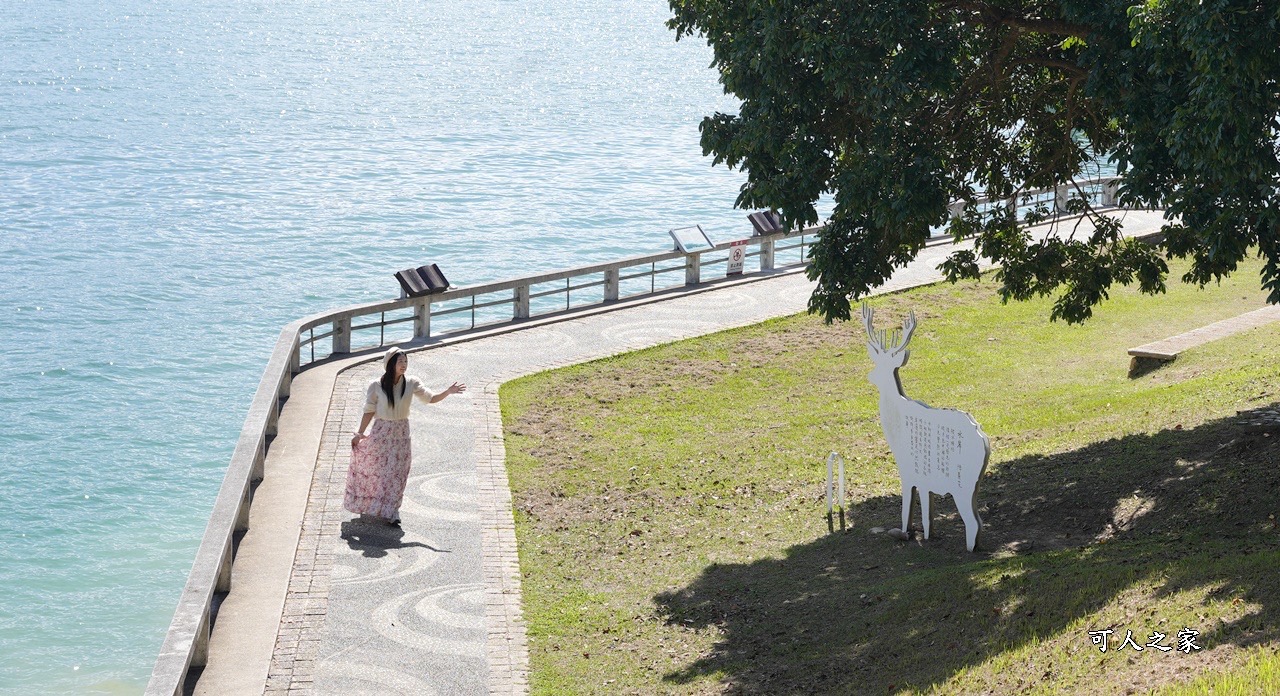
left=890, top=310, right=917, bottom=356
left=861, top=303, right=882, bottom=350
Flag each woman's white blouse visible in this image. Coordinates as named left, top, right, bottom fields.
left=363, top=376, right=434, bottom=421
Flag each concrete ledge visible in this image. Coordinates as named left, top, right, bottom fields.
left=1128, top=305, right=1280, bottom=375
left=1128, top=305, right=1280, bottom=361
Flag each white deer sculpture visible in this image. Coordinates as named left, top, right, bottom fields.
left=862, top=304, right=990, bottom=551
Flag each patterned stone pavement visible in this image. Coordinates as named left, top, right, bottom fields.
left=264, top=210, right=1169, bottom=695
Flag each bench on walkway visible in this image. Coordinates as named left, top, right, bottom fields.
left=1128, top=305, right=1280, bottom=376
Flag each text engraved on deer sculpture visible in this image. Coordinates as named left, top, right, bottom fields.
left=862, top=304, right=990, bottom=551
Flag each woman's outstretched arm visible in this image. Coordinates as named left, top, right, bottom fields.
left=429, top=382, right=466, bottom=403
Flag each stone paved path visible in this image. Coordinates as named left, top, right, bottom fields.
left=265, top=210, right=1169, bottom=695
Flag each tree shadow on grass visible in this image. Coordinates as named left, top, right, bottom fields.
left=655, top=407, right=1280, bottom=694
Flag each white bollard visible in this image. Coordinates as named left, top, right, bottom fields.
left=825, top=452, right=845, bottom=514
left=826, top=454, right=834, bottom=514
left=838, top=454, right=845, bottom=507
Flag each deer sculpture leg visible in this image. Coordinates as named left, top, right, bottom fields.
left=957, top=488, right=983, bottom=552
left=920, top=490, right=932, bottom=540
left=900, top=482, right=913, bottom=536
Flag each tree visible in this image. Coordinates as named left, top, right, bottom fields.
left=668, top=0, right=1280, bottom=323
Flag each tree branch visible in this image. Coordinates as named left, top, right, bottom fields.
left=946, top=0, right=1094, bottom=39
left=1013, top=55, right=1088, bottom=78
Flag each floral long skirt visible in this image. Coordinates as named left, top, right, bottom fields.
left=344, top=418, right=412, bottom=520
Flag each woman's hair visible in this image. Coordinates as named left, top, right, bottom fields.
left=380, top=349, right=407, bottom=405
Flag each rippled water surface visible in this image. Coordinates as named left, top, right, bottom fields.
left=0, top=1, right=752, bottom=691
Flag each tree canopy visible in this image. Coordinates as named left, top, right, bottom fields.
left=668, top=0, right=1280, bottom=323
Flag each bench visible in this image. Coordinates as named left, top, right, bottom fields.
left=1128, top=305, right=1280, bottom=375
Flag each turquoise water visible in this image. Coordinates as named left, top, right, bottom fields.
left=0, top=1, right=751, bottom=692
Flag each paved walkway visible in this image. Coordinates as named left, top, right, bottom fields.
left=252, top=210, right=1169, bottom=695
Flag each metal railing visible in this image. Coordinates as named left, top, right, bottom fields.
left=941, top=176, right=1123, bottom=233
left=146, top=174, right=1123, bottom=695
left=292, top=227, right=816, bottom=367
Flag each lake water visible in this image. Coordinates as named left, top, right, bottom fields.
left=0, top=1, right=753, bottom=692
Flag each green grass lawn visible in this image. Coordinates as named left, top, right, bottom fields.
left=500, top=259, right=1280, bottom=695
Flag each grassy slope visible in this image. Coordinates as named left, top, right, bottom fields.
left=501, top=259, right=1280, bottom=695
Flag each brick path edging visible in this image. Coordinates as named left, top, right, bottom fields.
left=475, top=381, right=528, bottom=695
left=266, top=368, right=373, bottom=694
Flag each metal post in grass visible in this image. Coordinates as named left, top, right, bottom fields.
left=826, top=451, right=846, bottom=531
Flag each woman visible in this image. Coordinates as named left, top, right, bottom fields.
left=346, top=347, right=466, bottom=526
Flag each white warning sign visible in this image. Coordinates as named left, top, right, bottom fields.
left=727, top=239, right=747, bottom=275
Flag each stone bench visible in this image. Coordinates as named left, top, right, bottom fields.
left=1128, top=305, right=1280, bottom=375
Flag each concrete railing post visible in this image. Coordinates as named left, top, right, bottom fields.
left=236, top=487, right=252, bottom=531
left=332, top=317, right=351, bottom=354
left=191, top=612, right=210, bottom=668
left=1054, top=185, right=1071, bottom=213
left=414, top=301, right=431, bottom=339
left=251, top=437, right=265, bottom=482
left=685, top=253, right=701, bottom=285
left=216, top=545, right=232, bottom=594
left=513, top=285, right=530, bottom=319
left=1102, top=180, right=1120, bottom=207
left=759, top=238, right=775, bottom=271
left=604, top=268, right=620, bottom=301
left=266, top=397, right=279, bottom=437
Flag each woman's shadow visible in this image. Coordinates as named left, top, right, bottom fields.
left=339, top=518, right=451, bottom=558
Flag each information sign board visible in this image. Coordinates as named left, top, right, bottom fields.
left=669, top=225, right=715, bottom=254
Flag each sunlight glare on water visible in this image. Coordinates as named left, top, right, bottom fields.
left=0, top=0, right=756, bottom=691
